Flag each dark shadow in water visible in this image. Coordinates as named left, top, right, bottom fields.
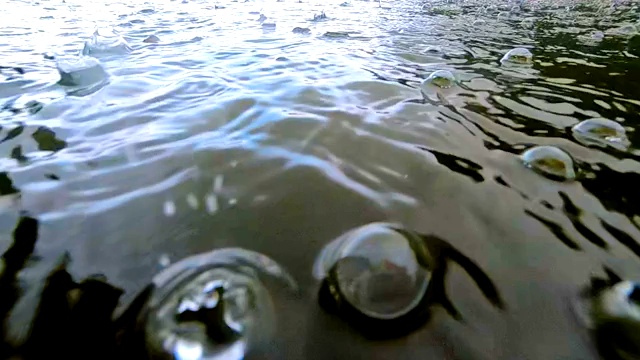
left=600, top=220, right=640, bottom=259
left=0, top=215, right=124, bottom=360
left=318, top=226, right=504, bottom=340
left=32, top=127, right=67, bottom=152
left=0, top=215, right=38, bottom=357
left=580, top=164, right=640, bottom=223
left=0, top=172, right=19, bottom=196
left=524, top=209, right=581, bottom=250
left=558, top=191, right=608, bottom=249
left=1, top=125, right=24, bottom=144
left=418, top=147, right=485, bottom=183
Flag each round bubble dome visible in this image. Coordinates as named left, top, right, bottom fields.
left=314, top=223, right=432, bottom=320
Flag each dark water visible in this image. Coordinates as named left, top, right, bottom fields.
left=2, top=0, right=640, bottom=358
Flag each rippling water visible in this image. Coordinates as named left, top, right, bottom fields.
left=2, top=0, right=640, bottom=358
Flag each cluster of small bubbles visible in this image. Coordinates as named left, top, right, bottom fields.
left=520, top=145, right=576, bottom=181
left=571, top=118, right=630, bottom=151
left=422, top=70, right=456, bottom=89
left=500, top=47, right=533, bottom=65
left=313, top=223, right=432, bottom=321
left=82, top=28, right=132, bottom=57
left=143, top=248, right=297, bottom=360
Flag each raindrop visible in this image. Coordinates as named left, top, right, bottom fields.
left=572, top=118, right=630, bottom=151
left=142, top=248, right=297, bottom=360
left=313, top=223, right=432, bottom=321
left=422, top=70, right=455, bottom=89
left=82, top=28, right=132, bottom=56
left=520, top=145, right=576, bottom=181
left=500, top=47, right=533, bottom=65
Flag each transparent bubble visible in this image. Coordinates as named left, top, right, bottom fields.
left=82, top=28, right=132, bottom=56
left=313, top=223, right=432, bottom=320
left=501, top=47, right=533, bottom=65
left=144, top=248, right=296, bottom=360
left=520, top=145, right=576, bottom=181
left=423, top=70, right=456, bottom=89
left=571, top=118, right=630, bottom=151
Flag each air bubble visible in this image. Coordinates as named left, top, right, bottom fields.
left=422, top=70, right=456, bottom=89
left=501, top=47, right=533, bottom=65
left=520, top=145, right=576, bottom=181
left=572, top=118, right=630, bottom=151
left=313, top=223, right=432, bottom=321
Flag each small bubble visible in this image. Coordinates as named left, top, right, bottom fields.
left=520, top=145, right=576, bottom=181
left=205, top=193, right=219, bottom=214
left=159, top=254, right=171, bottom=268
left=164, top=200, right=176, bottom=216
left=214, top=175, right=224, bottom=192
left=501, top=47, right=533, bottom=65
left=229, top=198, right=237, bottom=206
left=423, top=70, right=455, bottom=89
left=186, top=193, right=199, bottom=209
left=572, top=118, right=630, bottom=151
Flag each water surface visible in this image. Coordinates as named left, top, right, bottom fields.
left=2, top=0, right=640, bottom=358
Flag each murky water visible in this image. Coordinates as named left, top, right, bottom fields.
left=2, top=0, right=640, bottom=358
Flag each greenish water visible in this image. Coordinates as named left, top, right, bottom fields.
left=1, top=0, right=640, bottom=358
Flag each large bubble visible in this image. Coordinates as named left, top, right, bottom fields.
left=313, top=223, right=432, bottom=320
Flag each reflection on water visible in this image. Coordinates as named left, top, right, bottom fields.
left=2, top=0, right=640, bottom=358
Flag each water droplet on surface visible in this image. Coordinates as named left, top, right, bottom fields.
left=501, top=47, right=533, bottom=65
left=82, top=28, right=132, bottom=56
left=142, top=248, right=296, bottom=360
left=572, top=118, right=630, bottom=151
left=314, top=223, right=432, bottom=321
left=422, top=70, right=455, bottom=89
left=56, top=56, right=109, bottom=87
left=520, top=146, right=576, bottom=181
